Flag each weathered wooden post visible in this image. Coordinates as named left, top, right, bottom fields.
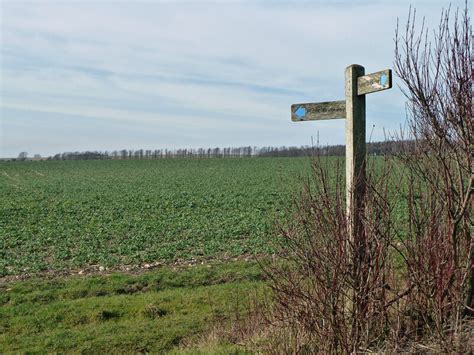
left=291, top=64, right=392, bottom=242
left=345, top=64, right=366, bottom=240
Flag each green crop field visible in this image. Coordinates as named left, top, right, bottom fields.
left=1, top=156, right=408, bottom=352
left=0, top=157, right=311, bottom=277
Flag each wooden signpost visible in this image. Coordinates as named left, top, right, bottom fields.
left=291, top=64, right=392, bottom=240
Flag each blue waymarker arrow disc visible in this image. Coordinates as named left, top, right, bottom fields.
left=295, top=106, right=306, bottom=119
left=380, top=74, right=388, bottom=87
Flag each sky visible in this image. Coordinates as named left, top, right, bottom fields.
left=0, top=0, right=464, bottom=158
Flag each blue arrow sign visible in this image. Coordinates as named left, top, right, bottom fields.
left=294, top=106, right=306, bottom=119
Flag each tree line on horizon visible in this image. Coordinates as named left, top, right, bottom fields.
left=14, top=140, right=407, bottom=161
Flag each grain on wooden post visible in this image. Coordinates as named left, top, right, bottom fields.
left=345, top=64, right=366, bottom=242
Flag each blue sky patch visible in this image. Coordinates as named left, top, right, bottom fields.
left=0, top=0, right=443, bottom=157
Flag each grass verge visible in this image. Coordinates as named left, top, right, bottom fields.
left=0, top=260, right=266, bottom=353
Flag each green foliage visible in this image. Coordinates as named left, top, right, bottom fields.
left=0, top=158, right=309, bottom=276
left=0, top=261, right=266, bottom=352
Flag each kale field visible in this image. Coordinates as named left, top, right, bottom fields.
left=0, top=158, right=311, bottom=277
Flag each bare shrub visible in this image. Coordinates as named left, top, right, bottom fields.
left=393, top=3, right=473, bottom=348
left=262, top=156, right=397, bottom=353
